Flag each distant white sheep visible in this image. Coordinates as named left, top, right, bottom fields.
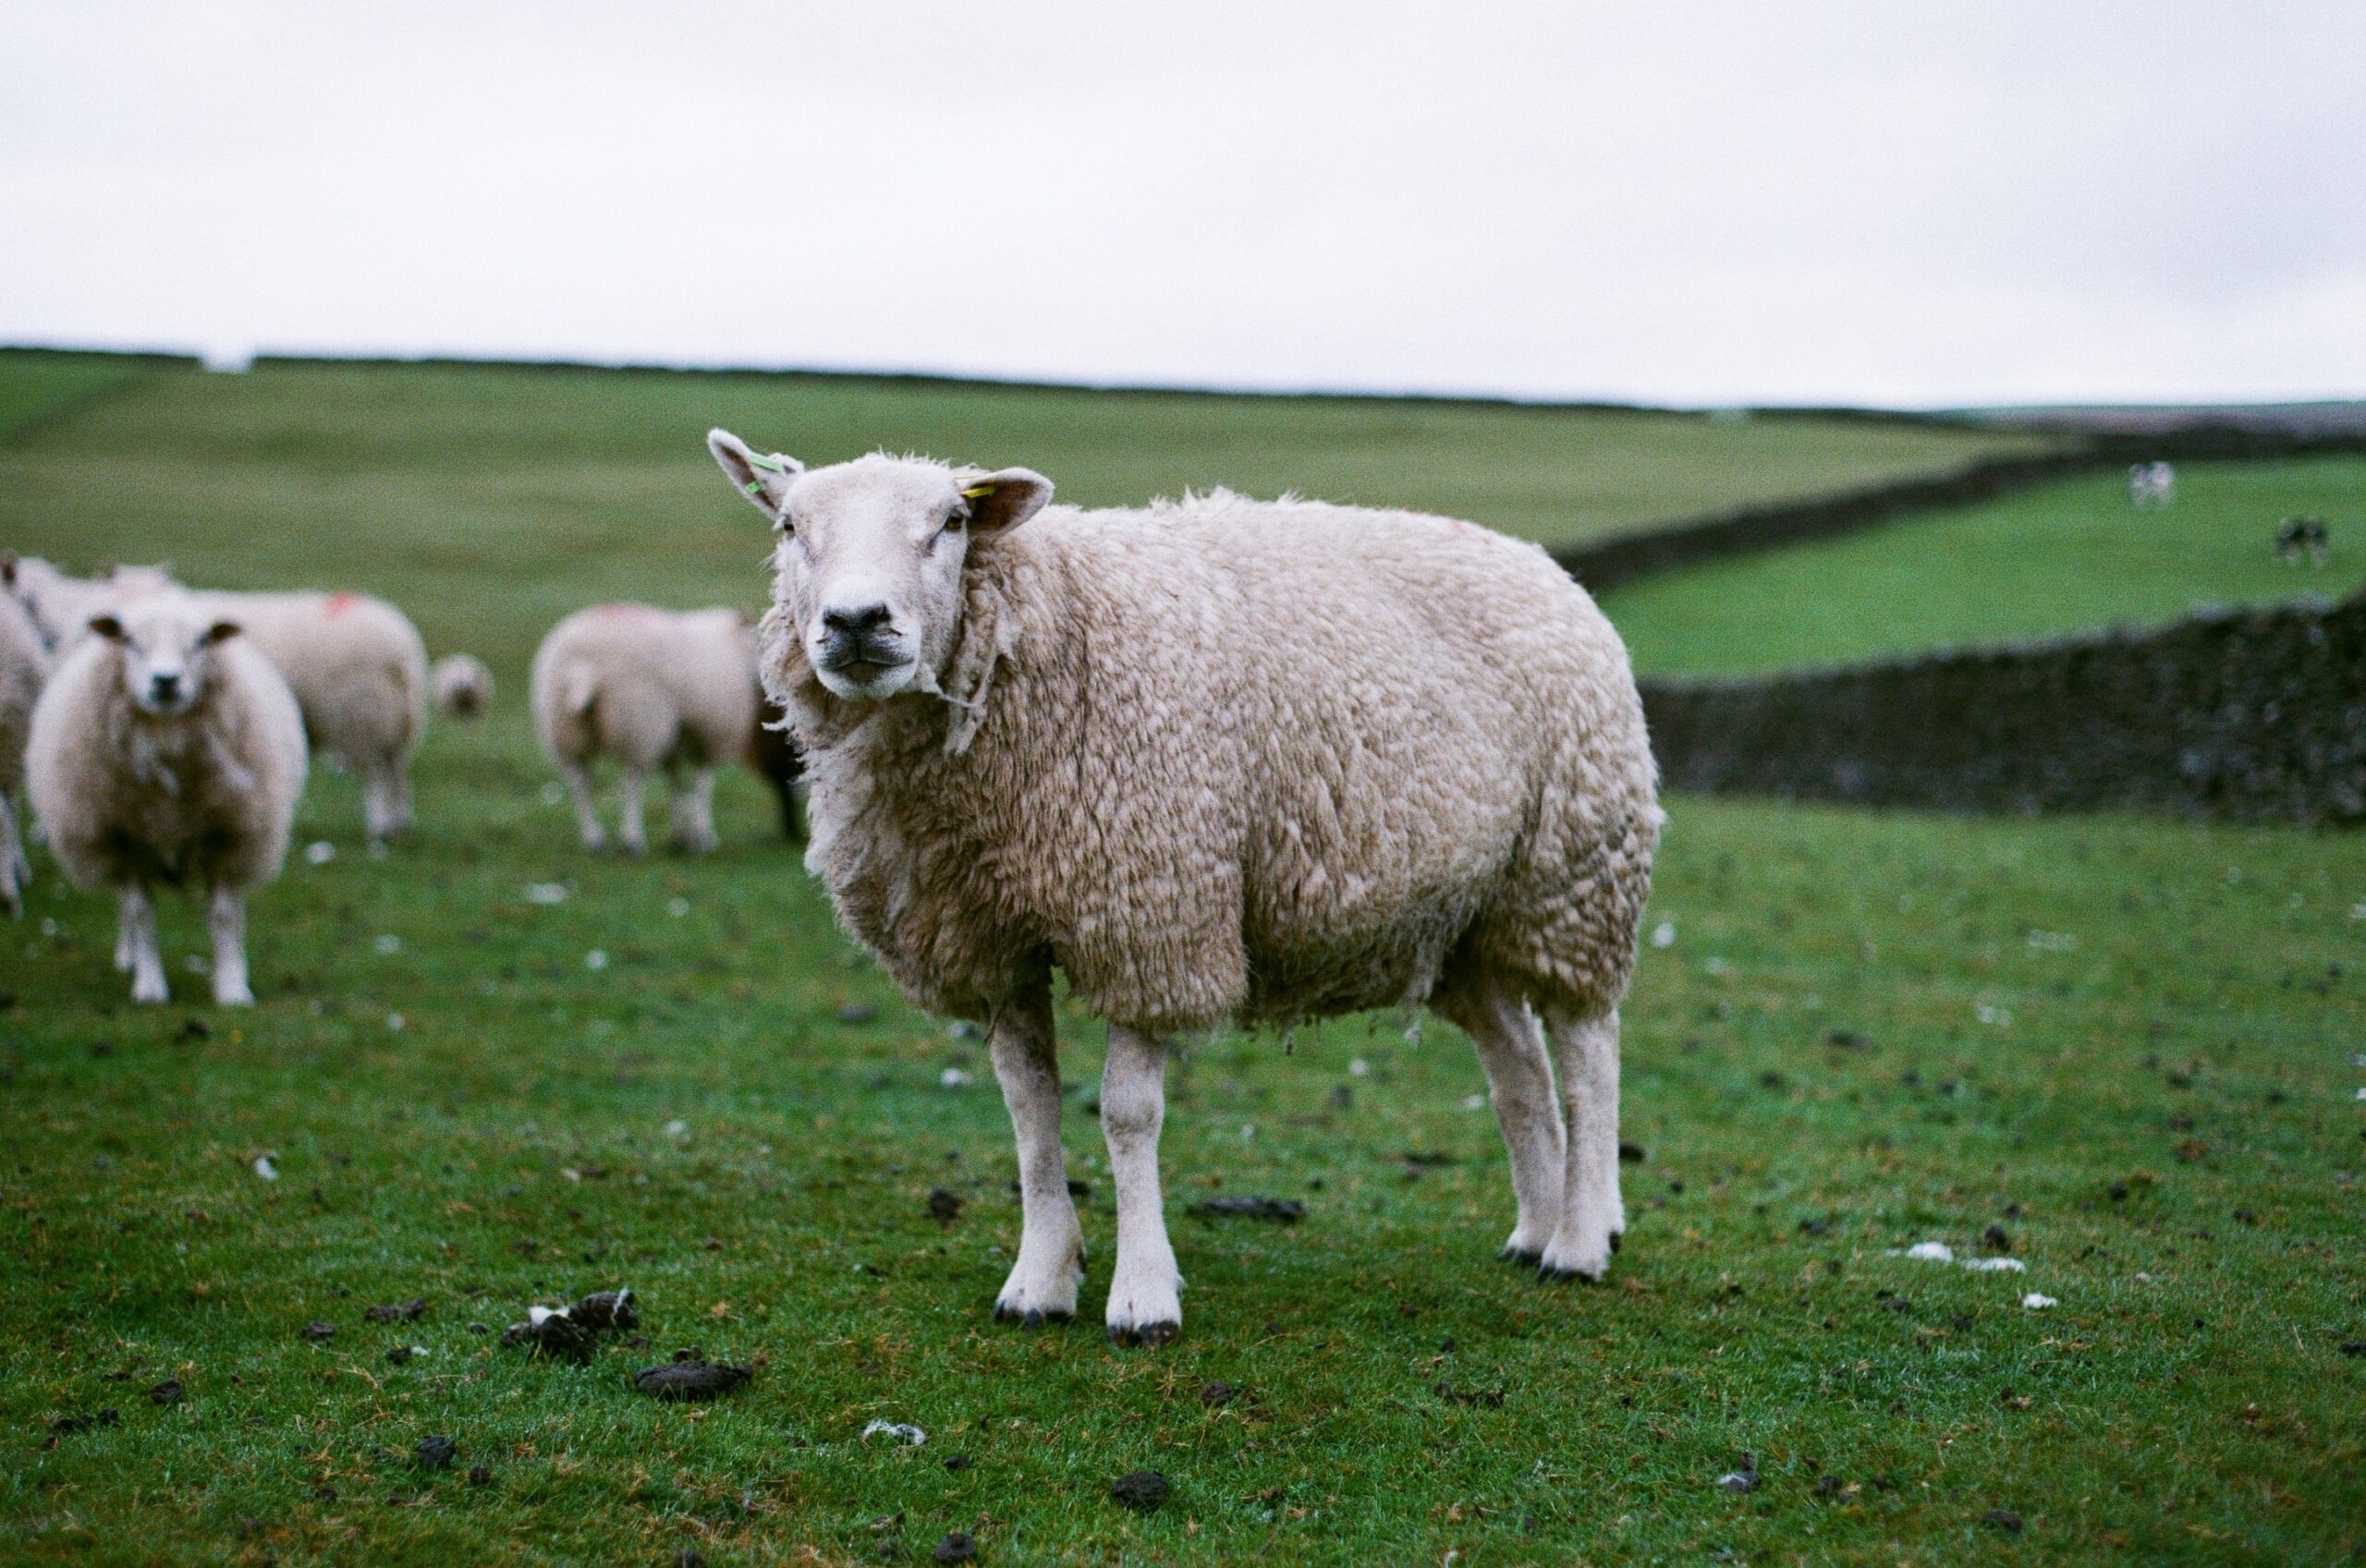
left=0, top=557, right=49, bottom=916
left=7, top=561, right=427, bottom=843
left=529, top=604, right=758, bottom=855
left=2128, top=461, right=2176, bottom=508
left=26, top=591, right=308, bottom=1004
left=710, top=432, right=1660, bottom=1344
left=432, top=653, right=494, bottom=719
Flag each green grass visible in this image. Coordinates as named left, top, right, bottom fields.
left=1604, top=456, right=2366, bottom=677
left=3, top=354, right=2360, bottom=1564
left=0, top=349, right=161, bottom=444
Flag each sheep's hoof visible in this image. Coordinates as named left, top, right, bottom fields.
left=993, top=1303, right=1071, bottom=1329
left=1537, top=1262, right=1606, bottom=1285
left=1105, top=1320, right=1181, bottom=1349
left=1500, top=1246, right=1543, bottom=1269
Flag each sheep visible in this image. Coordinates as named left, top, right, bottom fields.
left=709, top=432, right=1661, bottom=1346
left=26, top=590, right=308, bottom=1005
left=746, top=688, right=808, bottom=841
left=7, top=560, right=428, bottom=844
left=530, top=604, right=760, bottom=856
left=0, top=556, right=49, bottom=916
left=2275, top=516, right=2330, bottom=566
left=432, top=653, right=494, bottom=719
left=2128, top=460, right=2176, bottom=509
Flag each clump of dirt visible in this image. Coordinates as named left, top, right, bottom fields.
left=631, top=1352, right=753, bottom=1403
left=43, top=1408, right=120, bottom=1446
left=500, top=1288, right=640, bottom=1362
left=927, top=1188, right=964, bottom=1225
left=569, top=1289, right=639, bottom=1332
left=148, top=1380, right=183, bottom=1405
left=1109, top=1470, right=1169, bottom=1511
left=299, top=1321, right=337, bottom=1342
left=1200, top=1380, right=1238, bottom=1408
left=932, top=1532, right=977, bottom=1563
left=1433, top=1382, right=1506, bottom=1408
left=415, top=1435, right=457, bottom=1469
left=1188, top=1196, right=1304, bottom=1223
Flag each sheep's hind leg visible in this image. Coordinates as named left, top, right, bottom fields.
left=561, top=763, right=606, bottom=851
left=1536, top=1005, right=1623, bottom=1281
left=1434, top=981, right=1566, bottom=1266
left=360, top=765, right=396, bottom=846
left=0, top=795, right=23, bottom=917
left=668, top=767, right=718, bottom=855
left=616, top=770, right=649, bottom=857
left=1101, top=1027, right=1181, bottom=1346
left=120, top=884, right=168, bottom=1004
left=207, top=883, right=254, bottom=1006
left=990, top=986, right=1084, bottom=1326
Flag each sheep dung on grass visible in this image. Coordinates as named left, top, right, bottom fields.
left=709, top=432, right=1661, bottom=1346
left=530, top=605, right=760, bottom=857
left=25, top=591, right=307, bottom=1005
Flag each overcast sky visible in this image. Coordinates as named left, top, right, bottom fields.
left=4, top=2, right=2360, bottom=407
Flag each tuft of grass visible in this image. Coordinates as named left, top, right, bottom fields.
left=1604, top=456, right=2366, bottom=676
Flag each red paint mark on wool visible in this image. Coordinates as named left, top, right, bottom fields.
left=323, top=591, right=359, bottom=616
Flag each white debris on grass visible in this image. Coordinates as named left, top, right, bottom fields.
left=386, top=1013, right=406, bottom=1032
left=373, top=934, right=402, bottom=955
left=1650, top=920, right=1676, bottom=950
left=861, top=1420, right=927, bottom=1445
left=1348, top=1057, right=1371, bottom=1077
left=1461, top=1093, right=1487, bottom=1111
left=664, top=1118, right=689, bottom=1140
left=524, top=882, right=569, bottom=906
left=252, top=1154, right=279, bottom=1181
left=541, top=782, right=567, bottom=807
left=1892, top=1240, right=2025, bottom=1272
left=305, top=841, right=335, bottom=866
left=585, top=949, right=610, bottom=971
left=666, top=896, right=690, bottom=918
left=939, top=1067, right=974, bottom=1088
left=1976, top=1002, right=2013, bottom=1027
left=2022, top=1292, right=2058, bottom=1310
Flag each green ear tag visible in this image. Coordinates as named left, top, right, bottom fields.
left=743, top=480, right=765, bottom=497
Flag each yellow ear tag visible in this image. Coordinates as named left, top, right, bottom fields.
left=962, top=485, right=994, bottom=498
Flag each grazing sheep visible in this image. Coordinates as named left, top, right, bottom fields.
left=530, top=604, right=759, bottom=856
left=2275, top=516, right=2330, bottom=566
left=746, top=688, right=807, bottom=841
left=7, top=561, right=428, bottom=844
left=26, top=591, right=308, bottom=1005
left=0, top=557, right=48, bottom=915
left=432, top=653, right=494, bottom=719
left=709, top=432, right=1661, bottom=1345
left=2128, top=460, right=2176, bottom=509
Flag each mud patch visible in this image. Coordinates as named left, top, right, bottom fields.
left=631, top=1353, right=753, bottom=1403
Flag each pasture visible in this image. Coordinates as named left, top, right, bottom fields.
left=3, top=355, right=2361, bottom=1565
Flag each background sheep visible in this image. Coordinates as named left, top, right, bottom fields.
left=432, top=652, right=494, bottom=719
left=7, top=560, right=428, bottom=844
left=26, top=591, right=308, bottom=1005
left=746, top=688, right=807, bottom=841
left=530, top=604, right=760, bottom=856
left=711, top=432, right=1660, bottom=1346
left=0, top=556, right=48, bottom=916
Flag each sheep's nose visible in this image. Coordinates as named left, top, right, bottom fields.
left=823, top=603, right=893, bottom=638
left=150, top=672, right=182, bottom=701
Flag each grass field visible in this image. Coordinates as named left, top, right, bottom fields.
left=1604, top=456, right=2366, bottom=677
left=4, top=354, right=2362, bottom=1565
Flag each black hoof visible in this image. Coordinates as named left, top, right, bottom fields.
left=1500, top=1246, right=1543, bottom=1268
left=1106, top=1320, right=1181, bottom=1348
left=1538, top=1263, right=1605, bottom=1285
left=994, top=1303, right=1071, bottom=1328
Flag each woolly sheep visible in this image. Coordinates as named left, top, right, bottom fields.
left=530, top=604, right=759, bottom=856
left=0, top=557, right=48, bottom=915
left=26, top=590, right=308, bottom=1005
left=432, top=653, right=494, bottom=719
left=709, top=432, right=1661, bottom=1345
left=746, top=688, right=808, bottom=841
left=8, top=561, right=428, bottom=844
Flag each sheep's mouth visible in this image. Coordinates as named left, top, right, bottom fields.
left=814, top=650, right=915, bottom=699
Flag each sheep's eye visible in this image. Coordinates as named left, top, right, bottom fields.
left=936, top=510, right=967, bottom=542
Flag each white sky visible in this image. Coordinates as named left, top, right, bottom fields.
left=3, top=2, right=2360, bottom=407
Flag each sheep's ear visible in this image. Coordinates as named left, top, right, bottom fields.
left=201, top=620, right=241, bottom=646
left=89, top=614, right=125, bottom=641
left=708, top=430, right=802, bottom=523
left=0, top=552, right=16, bottom=589
left=956, top=468, right=1053, bottom=534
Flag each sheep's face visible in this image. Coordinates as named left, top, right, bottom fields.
left=4, top=558, right=175, bottom=650
left=91, top=598, right=241, bottom=718
left=709, top=434, right=1052, bottom=701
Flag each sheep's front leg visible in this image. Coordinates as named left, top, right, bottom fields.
left=1101, top=1027, right=1181, bottom=1346
left=616, top=770, right=649, bottom=857
left=668, top=768, right=718, bottom=855
left=1538, top=1006, right=1623, bottom=1280
left=360, top=767, right=396, bottom=845
left=561, top=763, right=605, bottom=851
left=207, top=883, right=254, bottom=1006
left=991, top=989, right=1084, bottom=1325
left=119, top=883, right=168, bottom=1004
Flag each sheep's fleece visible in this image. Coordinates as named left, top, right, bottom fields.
left=715, top=435, right=1659, bottom=1340
left=0, top=570, right=46, bottom=914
